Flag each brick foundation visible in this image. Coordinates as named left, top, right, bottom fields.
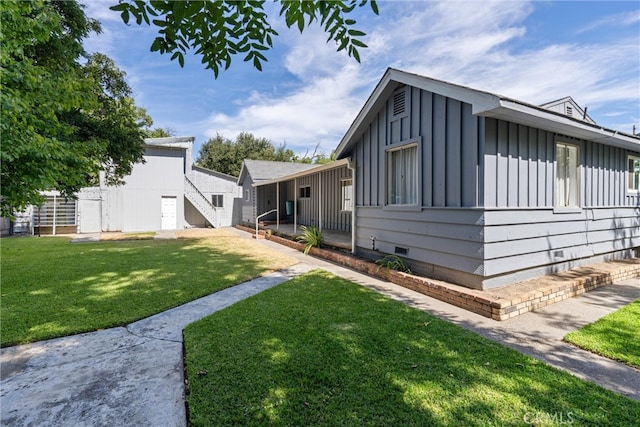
left=236, top=225, right=640, bottom=320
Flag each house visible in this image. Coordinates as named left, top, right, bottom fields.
left=237, top=159, right=317, bottom=226
left=326, top=68, right=640, bottom=290
left=24, top=137, right=242, bottom=235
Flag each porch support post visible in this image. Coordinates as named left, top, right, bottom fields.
left=318, top=172, right=322, bottom=232
left=348, top=158, right=356, bottom=254
left=294, top=178, right=297, bottom=234
left=276, top=182, right=280, bottom=230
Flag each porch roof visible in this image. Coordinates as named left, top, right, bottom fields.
left=252, top=158, right=350, bottom=187
left=237, top=160, right=316, bottom=185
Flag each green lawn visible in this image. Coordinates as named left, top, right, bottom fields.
left=184, top=270, right=639, bottom=426
left=564, top=299, right=640, bottom=369
left=1, top=235, right=295, bottom=347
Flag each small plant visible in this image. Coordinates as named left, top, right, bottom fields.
left=375, top=254, right=411, bottom=274
left=297, top=225, right=323, bottom=255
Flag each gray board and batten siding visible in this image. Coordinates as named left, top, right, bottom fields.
left=342, top=71, right=640, bottom=289
left=281, top=164, right=352, bottom=232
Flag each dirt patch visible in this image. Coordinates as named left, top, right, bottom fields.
left=99, top=232, right=155, bottom=241
left=175, top=228, right=242, bottom=239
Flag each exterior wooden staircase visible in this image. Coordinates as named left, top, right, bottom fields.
left=184, top=176, right=217, bottom=227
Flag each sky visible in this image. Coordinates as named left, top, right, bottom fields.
left=82, top=1, right=640, bottom=161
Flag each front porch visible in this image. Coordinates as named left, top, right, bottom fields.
left=262, top=223, right=352, bottom=251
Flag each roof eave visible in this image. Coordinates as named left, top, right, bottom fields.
left=484, top=100, right=640, bottom=151
left=335, top=68, right=501, bottom=158
left=253, top=159, right=350, bottom=187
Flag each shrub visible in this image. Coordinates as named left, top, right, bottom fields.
left=375, top=254, right=411, bottom=274
left=296, top=225, right=323, bottom=255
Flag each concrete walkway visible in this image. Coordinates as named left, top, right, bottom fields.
left=1, top=230, right=639, bottom=426
left=0, top=263, right=313, bottom=426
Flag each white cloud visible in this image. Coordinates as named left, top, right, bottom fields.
left=90, top=0, right=638, bottom=154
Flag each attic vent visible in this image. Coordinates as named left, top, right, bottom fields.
left=393, top=90, right=406, bottom=116
left=565, top=105, right=573, bottom=117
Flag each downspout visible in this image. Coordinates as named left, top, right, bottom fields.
left=347, top=158, right=356, bottom=254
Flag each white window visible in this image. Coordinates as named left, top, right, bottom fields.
left=341, top=179, right=353, bottom=211
left=556, top=142, right=580, bottom=207
left=299, top=186, right=311, bottom=199
left=628, top=155, right=640, bottom=192
left=245, top=189, right=250, bottom=202
left=212, top=194, right=223, bottom=208
left=387, top=144, right=417, bottom=205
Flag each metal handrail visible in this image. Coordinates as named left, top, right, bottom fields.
left=255, top=208, right=278, bottom=239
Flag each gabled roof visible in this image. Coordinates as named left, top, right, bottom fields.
left=237, top=160, right=316, bottom=185
left=335, top=68, right=639, bottom=158
left=539, top=96, right=595, bottom=124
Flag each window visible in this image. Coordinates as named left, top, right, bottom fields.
left=245, top=189, right=250, bottom=202
left=387, top=144, right=417, bottom=205
left=556, top=142, right=580, bottom=207
left=628, top=155, right=640, bottom=192
left=341, top=179, right=353, bottom=211
left=299, top=186, right=311, bottom=199
left=211, top=194, right=223, bottom=208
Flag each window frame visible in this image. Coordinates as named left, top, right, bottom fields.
left=628, top=155, right=640, bottom=193
left=211, top=194, right=224, bottom=208
left=299, top=185, right=311, bottom=199
left=245, top=189, right=250, bottom=202
left=340, top=179, right=353, bottom=212
left=555, top=141, right=581, bottom=210
left=385, top=142, right=419, bottom=207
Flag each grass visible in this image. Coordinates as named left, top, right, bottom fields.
left=1, top=233, right=295, bottom=347
left=564, top=299, right=640, bottom=369
left=184, top=270, right=639, bottom=426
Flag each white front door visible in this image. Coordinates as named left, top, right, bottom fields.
left=161, top=197, right=177, bottom=230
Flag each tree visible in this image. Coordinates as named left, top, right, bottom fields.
left=0, top=0, right=150, bottom=217
left=110, top=0, right=378, bottom=76
left=145, top=127, right=177, bottom=138
left=196, top=132, right=297, bottom=176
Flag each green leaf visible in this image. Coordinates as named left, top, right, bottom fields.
left=371, top=0, right=379, bottom=15
left=351, top=38, right=367, bottom=48
left=347, top=29, right=366, bottom=37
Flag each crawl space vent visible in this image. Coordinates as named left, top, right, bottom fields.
left=394, top=246, right=408, bottom=255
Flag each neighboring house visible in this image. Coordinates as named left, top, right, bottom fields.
left=15, top=137, right=242, bottom=234
left=327, top=68, right=640, bottom=289
left=237, top=159, right=316, bottom=225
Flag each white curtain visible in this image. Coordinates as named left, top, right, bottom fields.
left=387, top=145, right=417, bottom=205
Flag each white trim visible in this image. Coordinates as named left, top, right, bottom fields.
left=385, top=141, right=419, bottom=207
left=627, top=154, right=640, bottom=193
